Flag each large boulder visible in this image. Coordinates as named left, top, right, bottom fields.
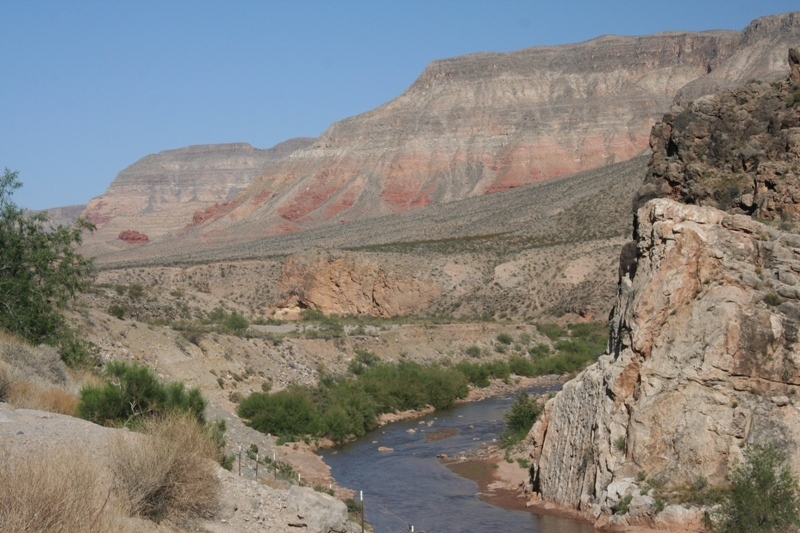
left=286, top=485, right=351, bottom=533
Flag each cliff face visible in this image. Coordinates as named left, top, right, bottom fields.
left=527, top=51, right=800, bottom=530
left=273, top=251, right=442, bottom=318
left=640, top=46, right=800, bottom=222
left=80, top=139, right=313, bottom=255
left=530, top=200, right=800, bottom=528
left=186, top=13, right=800, bottom=242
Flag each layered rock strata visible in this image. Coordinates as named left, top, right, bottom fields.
left=189, top=13, right=800, bottom=242
left=81, top=139, right=313, bottom=255
left=274, top=251, right=442, bottom=318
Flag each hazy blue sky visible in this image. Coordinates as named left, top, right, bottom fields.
left=1, top=1, right=798, bottom=210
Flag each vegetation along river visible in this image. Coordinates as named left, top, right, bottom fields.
left=320, top=386, right=598, bottom=533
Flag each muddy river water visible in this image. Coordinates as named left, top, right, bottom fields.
left=320, top=387, right=598, bottom=533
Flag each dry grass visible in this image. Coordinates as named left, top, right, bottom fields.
left=0, top=330, right=80, bottom=415
left=4, top=381, right=79, bottom=415
left=0, top=446, right=143, bottom=533
left=110, top=412, right=220, bottom=522
left=0, top=328, right=25, bottom=344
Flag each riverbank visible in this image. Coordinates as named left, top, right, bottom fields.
left=444, top=449, right=599, bottom=528
left=277, top=374, right=568, bottom=516
left=444, top=447, right=704, bottom=533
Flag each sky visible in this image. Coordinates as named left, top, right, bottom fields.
left=1, top=1, right=799, bottom=210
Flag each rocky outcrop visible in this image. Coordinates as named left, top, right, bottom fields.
left=529, top=198, right=800, bottom=529
left=527, top=51, right=800, bottom=530
left=81, top=139, right=313, bottom=256
left=188, top=13, right=800, bottom=242
left=286, top=485, right=351, bottom=533
left=274, top=251, right=441, bottom=318
left=118, top=229, right=149, bottom=245
left=639, top=47, right=800, bottom=222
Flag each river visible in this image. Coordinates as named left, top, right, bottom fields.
left=319, top=387, right=598, bottom=533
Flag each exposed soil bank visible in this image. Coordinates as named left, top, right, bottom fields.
left=445, top=450, right=701, bottom=533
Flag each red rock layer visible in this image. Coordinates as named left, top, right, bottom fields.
left=192, top=14, right=800, bottom=242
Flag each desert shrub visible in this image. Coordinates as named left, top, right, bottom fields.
left=614, top=494, right=633, bottom=515
left=313, top=315, right=345, bottom=339
left=536, top=323, right=566, bottom=340
left=711, top=444, right=800, bottom=533
left=764, top=293, right=783, bottom=306
left=222, top=311, right=249, bottom=334
left=456, top=361, right=491, bottom=387
left=466, top=345, right=482, bottom=358
left=348, top=349, right=380, bottom=375
left=239, top=360, right=468, bottom=442
left=78, top=361, right=206, bottom=427
left=0, top=446, right=139, bottom=532
left=484, top=360, right=510, bottom=381
left=301, top=308, right=326, bottom=321
left=508, top=355, right=535, bottom=377
left=529, top=327, right=606, bottom=376
left=496, top=332, right=513, bottom=345
left=345, top=497, right=363, bottom=515
left=500, top=390, right=543, bottom=447
left=0, top=338, right=79, bottom=414
left=529, top=351, right=591, bottom=375
left=108, top=304, right=129, bottom=320
left=529, top=343, right=551, bottom=359
left=238, top=386, right=318, bottom=437
left=354, top=349, right=379, bottom=366
left=180, top=329, right=204, bottom=346
left=314, top=484, right=335, bottom=496
left=455, top=360, right=510, bottom=387
left=127, top=284, right=145, bottom=300
left=419, top=364, right=469, bottom=410
left=206, top=307, right=227, bottom=323
left=110, top=413, right=220, bottom=522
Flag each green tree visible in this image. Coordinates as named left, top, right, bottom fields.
left=714, top=444, right=800, bottom=533
left=0, top=169, right=94, bottom=351
left=501, top=390, right=543, bottom=447
left=222, top=311, right=249, bottom=333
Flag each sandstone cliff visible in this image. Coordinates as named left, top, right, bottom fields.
left=273, top=251, right=442, bottom=318
left=81, top=139, right=313, bottom=256
left=185, top=13, right=800, bottom=242
left=527, top=50, right=800, bottom=530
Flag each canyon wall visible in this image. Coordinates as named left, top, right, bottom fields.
left=527, top=50, right=800, bottom=530
left=80, top=139, right=313, bottom=255
left=273, top=251, right=442, bottom=318
left=187, top=13, right=800, bottom=243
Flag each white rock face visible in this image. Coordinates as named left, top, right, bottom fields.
left=528, top=198, right=800, bottom=527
